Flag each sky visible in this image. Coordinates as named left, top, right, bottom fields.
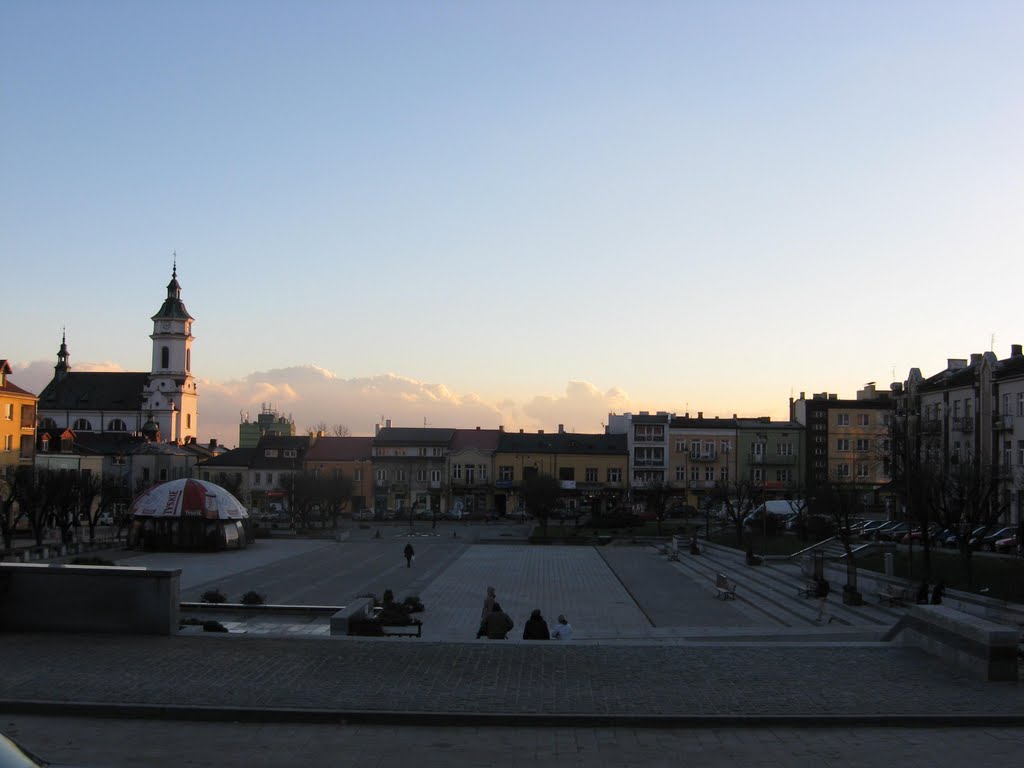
left=2, top=1, right=1022, bottom=449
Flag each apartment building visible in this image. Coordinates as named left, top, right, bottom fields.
left=668, top=413, right=736, bottom=510
left=605, top=411, right=671, bottom=489
left=0, top=360, right=36, bottom=471
left=494, top=427, right=628, bottom=516
left=304, top=436, right=375, bottom=512
left=372, top=425, right=453, bottom=514
left=448, top=427, right=503, bottom=517
left=790, top=385, right=893, bottom=502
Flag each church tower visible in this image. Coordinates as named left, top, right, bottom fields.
left=54, top=329, right=71, bottom=382
left=142, top=261, right=198, bottom=443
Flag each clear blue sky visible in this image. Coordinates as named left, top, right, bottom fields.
left=2, top=1, right=1022, bottom=446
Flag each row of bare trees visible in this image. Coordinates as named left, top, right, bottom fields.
left=277, top=470, right=354, bottom=529
left=1, top=467, right=133, bottom=551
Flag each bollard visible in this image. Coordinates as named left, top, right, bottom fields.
left=884, top=551, right=894, bottom=577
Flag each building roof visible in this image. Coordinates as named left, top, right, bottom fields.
left=37, top=372, right=150, bottom=411
left=305, top=436, right=374, bottom=462
left=373, top=427, right=456, bottom=446
left=450, top=428, right=502, bottom=452
left=497, top=431, right=627, bottom=455
left=199, top=447, right=258, bottom=469
left=734, top=418, right=803, bottom=431
left=669, top=416, right=737, bottom=430
left=250, top=435, right=311, bottom=469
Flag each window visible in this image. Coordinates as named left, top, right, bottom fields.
left=675, top=440, right=686, bottom=453
left=720, top=466, right=729, bottom=482
left=430, top=469, right=441, bottom=483
left=1018, top=441, right=1024, bottom=466
left=704, top=466, right=714, bottom=481
left=837, top=413, right=849, bottom=426
left=2, top=403, right=12, bottom=420
left=161, top=346, right=169, bottom=368
left=72, top=418, right=92, bottom=431
left=776, top=469, right=792, bottom=483
left=690, top=439, right=701, bottom=455
left=752, top=468, right=764, bottom=483
left=40, top=434, right=50, bottom=452
left=158, top=468, right=168, bottom=481
left=376, top=468, right=387, bottom=482
left=416, top=470, right=428, bottom=482
left=558, top=466, right=575, bottom=481
left=634, top=424, right=664, bottom=442
left=2, top=435, right=10, bottom=451
left=857, top=413, right=870, bottom=427
left=1019, top=393, right=1024, bottom=417
left=1004, top=441, right=1012, bottom=467
left=836, top=438, right=850, bottom=451
left=633, top=447, right=664, bottom=466
left=478, top=464, right=488, bottom=482
left=499, top=466, right=513, bottom=481
left=354, top=469, right=362, bottom=481
left=266, top=472, right=274, bottom=486
left=112, top=455, right=126, bottom=466
left=857, top=464, right=870, bottom=478
left=185, top=413, right=191, bottom=429
left=952, top=400, right=960, bottom=418
left=20, top=404, right=34, bottom=428
left=855, top=438, right=869, bottom=452
left=465, top=466, right=475, bottom=484
left=107, top=419, right=128, bottom=432
left=952, top=441, right=961, bottom=461
left=751, top=442, right=764, bottom=456
left=283, top=449, right=297, bottom=459
left=396, top=469, right=407, bottom=482
left=776, top=442, right=793, bottom=456
left=690, top=466, right=699, bottom=481
left=721, top=440, right=730, bottom=454
left=452, top=464, right=462, bottom=480
left=675, top=466, right=686, bottom=481
left=837, top=463, right=850, bottom=477
left=1004, top=393, right=1011, bottom=416
left=265, top=449, right=278, bottom=458
left=585, top=468, right=598, bottom=483
left=607, top=468, right=622, bottom=483
left=186, top=349, right=191, bottom=372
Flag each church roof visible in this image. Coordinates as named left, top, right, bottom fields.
left=151, top=266, right=194, bottom=322
left=38, top=372, right=150, bottom=411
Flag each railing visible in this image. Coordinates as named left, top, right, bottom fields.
left=634, top=459, right=665, bottom=467
left=994, top=414, right=1015, bottom=430
left=952, top=416, right=974, bottom=433
left=920, top=419, right=942, bottom=434
left=689, top=451, right=717, bottom=462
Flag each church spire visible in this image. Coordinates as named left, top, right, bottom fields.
left=55, top=327, right=71, bottom=381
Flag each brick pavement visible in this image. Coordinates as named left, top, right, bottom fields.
left=4, top=715, right=1024, bottom=768
left=0, top=631, right=1021, bottom=720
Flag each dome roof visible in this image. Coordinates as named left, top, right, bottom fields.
left=129, top=478, right=248, bottom=520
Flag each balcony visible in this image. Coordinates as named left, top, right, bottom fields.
left=634, top=459, right=665, bottom=468
left=920, top=419, right=942, bottom=434
left=687, top=480, right=715, bottom=489
left=689, top=451, right=717, bottom=462
left=994, top=414, right=1015, bottom=430
left=751, top=454, right=797, bottom=465
left=952, top=416, right=974, bottom=433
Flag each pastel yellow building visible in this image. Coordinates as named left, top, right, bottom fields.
left=0, top=360, right=37, bottom=471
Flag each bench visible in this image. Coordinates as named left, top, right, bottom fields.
left=381, top=618, right=422, bottom=637
left=714, top=573, right=737, bottom=600
left=877, top=584, right=909, bottom=607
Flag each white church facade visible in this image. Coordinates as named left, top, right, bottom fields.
left=37, top=266, right=199, bottom=444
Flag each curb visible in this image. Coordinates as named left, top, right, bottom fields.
left=3, top=700, right=1024, bottom=728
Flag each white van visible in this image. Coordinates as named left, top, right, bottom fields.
left=743, top=500, right=805, bottom=528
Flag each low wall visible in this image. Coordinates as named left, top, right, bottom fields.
left=330, top=597, right=375, bottom=636
left=0, top=563, right=180, bottom=635
left=889, top=605, right=1019, bottom=682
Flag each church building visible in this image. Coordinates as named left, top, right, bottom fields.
left=37, top=265, right=199, bottom=444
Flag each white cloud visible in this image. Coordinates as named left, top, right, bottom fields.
left=10, top=359, right=636, bottom=449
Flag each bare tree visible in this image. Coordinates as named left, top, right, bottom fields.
left=709, top=479, right=761, bottom=547
left=332, top=424, right=351, bottom=437
left=306, top=421, right=329, bottom=437
left=520, top=473, right=561, bottom=535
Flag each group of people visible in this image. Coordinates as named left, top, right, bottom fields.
left=476, top=585, right=573, bottom=640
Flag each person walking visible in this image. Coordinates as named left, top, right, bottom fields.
left=481, top=586, right=496, bottom=620
left=813, top=577, right=833, bottom=623
left=403, top=542, right=415, bottom=568
left=522, top=609, right=550, bottom=640
left=550, top=614, right=573, bottom=640
left=483, top=602, right=514, bottom=639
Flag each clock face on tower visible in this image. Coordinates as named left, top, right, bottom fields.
left=161, top=321, right=170, bottom=330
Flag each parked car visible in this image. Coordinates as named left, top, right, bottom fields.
left=994, top=534, right=1019, bottom=554
left=899, top=525, right=944, bottom=545
left=943, top=526, right=989, bottom=548
left=97, top=511, right=115, bottom=526
left=861, top=520, right=900, bottom=540
left=352, top=509, right=375, bottom=521
left=969, top=526, right=1016, bottom=551
left=878, top=523, right=911, bottom=542
left=857, top=520, right=890, bottom=539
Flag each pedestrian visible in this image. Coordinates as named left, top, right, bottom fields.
left=915, top=579, right=930, bottom=605
left=403, top=542, right=415, bottom=568
left=522, top=608, right=550, bottom=640
left=481, top=586, right=496, bottom=621
left=813, top=578, right=833, bottom=623
left=550, top=614, right=574, bottom=640
left=483, top=602, right=514, bottom=639
left=930, top=580, right=945, bottom=605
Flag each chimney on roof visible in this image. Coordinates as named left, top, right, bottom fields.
left=519, top=429, right=524, bottom=433
left=948, top=359, right=967, bottom=371
left=499, top=425, right=504, bottom=432
left=684, top=412, right=689, bottom=418
left=800, top=391, right=805, bottom=399
left=733, top=413, right=737, bottom=418
left=210, top=438, right=218, bottom=448
left=558, top=424, right=565, bottom=433
left=374, top=423, right=380, bottom=435
left=970, top=353, right=982, bottom=365
left=386, top=419, right=392, bottom=429
left=698, top=411, right=703, bottom=419
left=475, top=426, right=480, bottom=431
left=1012, top=344, right=1023, bottom=358
left=538, top=429, right=544, bottom=435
